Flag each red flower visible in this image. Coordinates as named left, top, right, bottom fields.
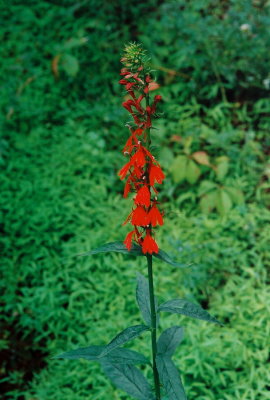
left=119, top=161, right=131, bottom=180
left=148, top=205, right=163, bottom=227
left=149, top=164, right=165, bottom=186
left=142, top=233, right=158, bottom=254
left=135, top=185, right=151, bottom=207
left=124, top=230, right=135, bottom=251
left=131, top=206, right=149, bottom=226
left=130, top=147, right=146, bottom=168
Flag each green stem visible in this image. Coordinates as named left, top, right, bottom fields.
left=147, top=254, right=161, bottom=400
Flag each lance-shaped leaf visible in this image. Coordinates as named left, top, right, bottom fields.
left=156, top=355, right=187, bottom=400
left=158, top=299, right=222, bottom=325
left=77, top=241, right=144, bottom=257
left=54, top=345, right=149, bottom=365
left=157, top=326, right=184, bottom=357
left=136, top=273, right=159, bottom=327
left=100, top=324, right=149, bottom=356
left=77, top=241, right=190, bottom=268
left=101, top=361, right=154, bottom=400
left=154, top=249, right=190, bottom=268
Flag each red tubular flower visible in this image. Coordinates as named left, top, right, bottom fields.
left=148, top=205, right=164, bottom=227
left=130, top=147, right=146, bottom=168
left=149, top=164, right=165, bottom=186
left=142, top=233, right=159, bottom=254
left=135, top=185, right=151, bottom=207
left=131, top=206, right=149, bottom=226
left=119, top=161, right=131, bottom=180
left=124, top=230, right=136, bottom=251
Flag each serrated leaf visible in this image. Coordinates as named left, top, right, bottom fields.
left=199, top=190, right=217, bottom=214
left=101, top=362, right=154, bottom=400
left=170, top=155, right=188, bottom=183
left=156, top=355, right=186, bottom=400
left=54, top=345, right=149, bottom=365
left=61, top=54, right=79, bottom=77
left=157, top=326, right=184, bottom=357
left=136, top=274, right=159, bottom=327
left=192, top=151, right=210, bottom=166
left=101, top=325, right=149, bottom=356
left=216, top=189, right=232, bottom=215
left=186, top=159, right=201, bottom=184
left=158, top=299, right=222, bottom=324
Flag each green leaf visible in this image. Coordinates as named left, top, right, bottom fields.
left=215, top=156, right=229, bottom=181
left=170, top=155, right=188, bottom=183
left=77, top=242, right=190, bottom=269
left=77, top=241, right=143, bottom=257
left=101, top=362, right=154, bottom=400
left=199, top=190, right=217, bottom=214
left=224, top=187, right=245, bottom=205
left=157, top=326, right=184, bottom=357
left=101, top=325, right=149, bottom=356
left=154, top=249, right=190, bottom=268
left=136, top=274, right=159, bottom=327
left=216, top=189, right=232, bottom=215
left=156, top=355, right=187, bottom=400
left=158, top=299, right=222, bottom=324
left=54, top=345, right=149, bottom=365
left=61, top=54, right=79, bottom=77
left=186, top=159, right=201, bottom=184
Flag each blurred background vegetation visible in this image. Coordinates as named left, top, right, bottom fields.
left=1, top=0, right=270, bottom=399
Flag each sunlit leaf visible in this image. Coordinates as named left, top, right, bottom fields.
left=170, top=155, right=188, bottom=183
left=186, top=159, right=201, bottom=184
left=192, top=151, right=210, bottom=166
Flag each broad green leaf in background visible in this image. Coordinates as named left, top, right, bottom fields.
left=192, top=151, right=211, bottom=166
left=101, top=362, right=154, bottom=400
left=54, top=345, right=149, bottom=365
left=159, top=147, right=174, bottom=169
left=225, top=187, right=245, bottom=205
left=157, top=326, right=184, bottom=357
left=156, top=355, right=187, bottom=400
left=200, top=190, right=218, bottom=214
left=158, top=299, right=222, bottom=324
left=100, top=325, right=149, bottom=356
left=61, top=53, right=79, bottom=77
left=170, top=155, right=188, bottom=183
left=216, top=189, right=232, bottom=215
left=186, top=159, right=201, bottom=184
left=215, top=156, right=229, bottom=181
left=136, top=273, right=159, bottom=327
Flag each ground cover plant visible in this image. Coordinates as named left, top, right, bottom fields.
left=1, top=1, right=270, bottom=399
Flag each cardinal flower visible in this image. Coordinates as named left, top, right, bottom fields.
left=135, top=185, right=151, bottom=207
left=149, top=164, right=165, bottom=186
left=142, top=233, right=159, bottom=254
left=131, top=206, right=149, bottom=226
left=148, top=205, right=164, bottom=227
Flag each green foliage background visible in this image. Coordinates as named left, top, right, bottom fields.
left=1, top=0, right=270, bottom=399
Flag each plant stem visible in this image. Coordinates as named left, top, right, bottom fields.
left=147, top=254, right=161, bottom=400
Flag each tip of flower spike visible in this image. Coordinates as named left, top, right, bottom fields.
left=121, top=42, right=150, bottom=73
